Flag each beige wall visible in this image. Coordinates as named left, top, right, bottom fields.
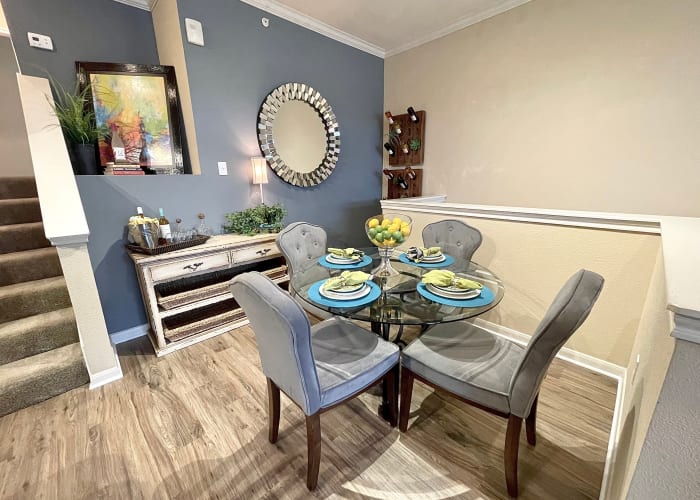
left=400, top=212, right=661, bottom=366
left=152, top=0, right=201, bottom=175
left=0, top=37, right=33, bottom=177
left=0, top=3, right=8, bottom=33
left=385, top=0, right=700, bottom=217
left=606, top=249, right=674, bottom=499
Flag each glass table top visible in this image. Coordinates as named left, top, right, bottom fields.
left=290, top=247, right=504, bottom=326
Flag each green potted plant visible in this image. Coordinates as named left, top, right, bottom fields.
left=224, top=203, right=287, bottom=236
left=48, top=80, right=106, bottom=175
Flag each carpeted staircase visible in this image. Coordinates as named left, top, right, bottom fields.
left=0, top=177, right=89, bottom=417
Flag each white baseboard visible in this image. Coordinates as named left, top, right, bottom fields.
left=110, top=323, right=149, bottom=344
left=89, top=343, right=124, bottom=389
left=471, top=318, right=626, bottom=379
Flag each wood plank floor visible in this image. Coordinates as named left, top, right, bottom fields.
left=0, top=325, right=616, bottom=499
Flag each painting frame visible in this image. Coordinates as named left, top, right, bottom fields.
left=76, top=61, right=185, bottom=174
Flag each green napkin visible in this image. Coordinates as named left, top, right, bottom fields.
left=323, top=271, right=372, bottom=290
left=422, top=270, right=483, bottom=290
left=328, top=247, right=364, bottom=258
left=406, top=246, right=442, bottom=262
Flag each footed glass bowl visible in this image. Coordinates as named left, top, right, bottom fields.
left=365, top=213, right=412, bottom=277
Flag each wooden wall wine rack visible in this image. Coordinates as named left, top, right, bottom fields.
left=387, top=168, right=422, bottom=199
left=388, top=110, right=426, bottom=167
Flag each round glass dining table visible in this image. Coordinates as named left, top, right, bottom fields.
left=290, top=247, right=505, bottom=422
left=290, top=247, right=505, bottom=343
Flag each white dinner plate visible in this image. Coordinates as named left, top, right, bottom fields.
left=326, top=254, right=361, bottom=264
left=319, top=283, right=371, bottom=301
left=325, top=282, right=364, bottom=294
left=421, top=254, right=445, bottom=263
left=427, top=284, right=481, bottom=300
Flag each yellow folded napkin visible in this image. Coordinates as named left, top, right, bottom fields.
left=323, top=271, right=372, bottom=290
left=327, top=247, right=364, bottom=258
left=421, top=270, right=483, bottom=290
left=406, top=246, right=442, bottom=262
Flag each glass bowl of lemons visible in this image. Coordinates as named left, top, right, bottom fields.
left=366, top=213, right=412, bottom=248
left=365, top=213, right=412, bottom=277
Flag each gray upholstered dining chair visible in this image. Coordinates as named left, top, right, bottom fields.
left=230, top=272, right=400, bottom=490
left=399, top=269, right=604, bottom=497
left=276, top=221, right=332, bottom=319
left=422, top=219, right=482, bottom=269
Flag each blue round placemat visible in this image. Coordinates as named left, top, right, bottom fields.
left=399, top=253, right=455, bottom=268
left=308, top=280, right=381, bottom=308
left=318, top=254, right=373, bottom=270
left=416, top=282, right=495, bottom=308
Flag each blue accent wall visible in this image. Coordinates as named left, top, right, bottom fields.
left=2, top=0, right=383, bottom=334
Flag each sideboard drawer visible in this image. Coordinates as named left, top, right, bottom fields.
left=149, top=252, right=230, bottom=282
left=233, top=243, right=281, bottom=264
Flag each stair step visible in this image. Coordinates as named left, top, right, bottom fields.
left=0, top=198, right=42, bottom=225
left=0, top=177, right=37, bottom=200
left=0, top=343, right=88, bottom=417
left=0, top=276, right=71, bottom=324
left=0, top=308, right=79, bottom=366
left=0, top=247, right=62, bottom=287
left=0, top=222, right=50, bottom=254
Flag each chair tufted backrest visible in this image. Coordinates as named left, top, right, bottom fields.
left=508, top=269, right=604, bottom=417
left=276, top=222, right=327, bottom=281
left=422, top=220, right=482, bottom=269
left=230, top=272, right=322, bottom=415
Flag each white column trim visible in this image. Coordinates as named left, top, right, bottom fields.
left=89, top=344, right=124, bottom=389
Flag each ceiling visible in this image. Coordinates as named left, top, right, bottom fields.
left=240, top=0, right=531, bottom=57
left=114, top=0, right=530, bottom=58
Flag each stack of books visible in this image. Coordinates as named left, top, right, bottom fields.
left=104, top=163, right=145, bottom=176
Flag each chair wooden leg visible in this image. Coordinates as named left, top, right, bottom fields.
left=305, top=412, right=321, bottom=491
left=399, top=368, right=415, bottom=432
left=384, top=367, right=399, bottom=427
left=526, top=395, right=538, bottom=446
left=505, top=415, right=523, bottom=497
left=267, top=378, right=281, bottom=444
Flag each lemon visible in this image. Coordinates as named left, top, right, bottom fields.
left=401, top=226, right=411, bottom=237
left=392, top=217, right=402, bottom=226
left=387, top=224, right=400, bottom=234
left=386, top=238, right=396, bottom=247
left=381, top=219, right=391, bottom=228
left=368, top=218, right=379, bottom=228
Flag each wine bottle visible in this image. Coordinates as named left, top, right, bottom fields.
left=383, top=142, right=396, bottom=156
left=111, top=125, right=127, bottom=163
left=158, top=208, right=172, bottom=244
left=384, top=111, right=394, bottom=125
left=407, top=107, right=420, bottom=123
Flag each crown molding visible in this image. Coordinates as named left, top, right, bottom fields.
left=112, top=0, right=157, bottom=11
left=239, top=0, right=385, bottom=58
left=384, top=0, right=532, bottom=57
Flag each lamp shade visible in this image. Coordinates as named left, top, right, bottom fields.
left=251, top=157, right=268, bottom=185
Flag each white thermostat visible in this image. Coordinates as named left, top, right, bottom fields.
left=27, top=32, right=54, bottom=51
left=185, top=18, right=204, bottom=47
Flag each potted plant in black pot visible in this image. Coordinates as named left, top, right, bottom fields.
left=48, top=80, right=106, bottom=175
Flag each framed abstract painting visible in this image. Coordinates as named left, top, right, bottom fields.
left=76, top=62, right=185, bottom=174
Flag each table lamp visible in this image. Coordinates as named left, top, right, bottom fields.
left=251, top=156, right=269, bottom=204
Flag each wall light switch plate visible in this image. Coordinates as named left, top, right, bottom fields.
left=27, top=32, right=54, bottom=51
left=217, top=162, right=228, bottom=175
left=185, top=18, right=204, bottom=46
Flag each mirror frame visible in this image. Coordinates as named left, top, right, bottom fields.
left=257, top=83, right=340, bottom=187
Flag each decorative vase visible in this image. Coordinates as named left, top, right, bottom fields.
left=70, top=143, right=101, bottom=175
